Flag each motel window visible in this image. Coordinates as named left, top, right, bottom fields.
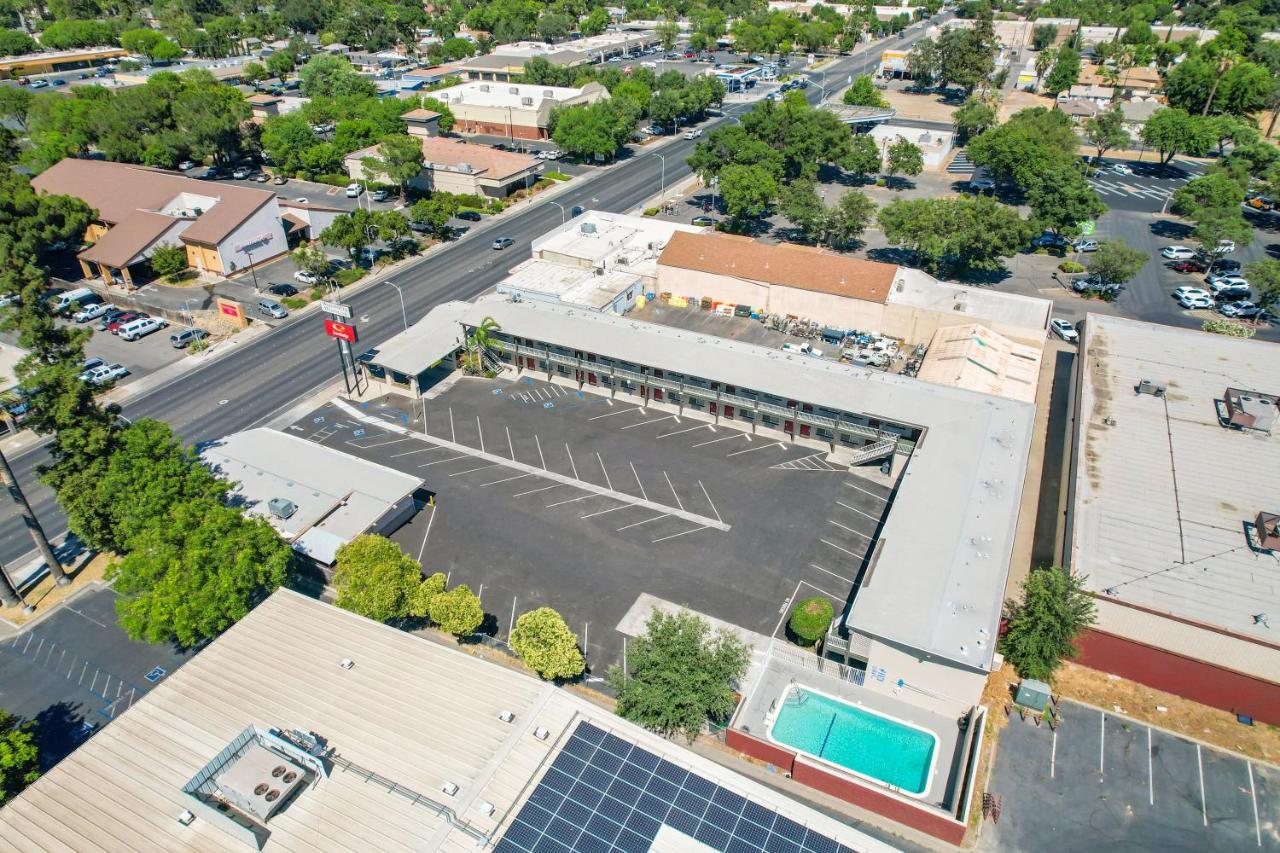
left=390, top=371, right=411, bottom=387
left=761, top=414, right=779, bottom=427
left=840, top=433, right=858, bottom=447
left=557, top=365, right=569, bottom=375
left=816, top=427, right=834, bottom=440
left=668, top=392, right=681, bottom=404
left=689, top=397, right=704, bottom=408
left=738, top=410, right=754, bottom=422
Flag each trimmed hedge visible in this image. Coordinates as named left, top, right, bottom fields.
left=788, top=597, right=834, bottom=646
left=1058, top=260, right=1086, bottom=274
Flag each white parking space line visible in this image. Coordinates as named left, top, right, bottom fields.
left=697, top=481, right=722, bottom=524
left=1100, top=713, right=1105, bottom=775
left=664, top=472, right=684, bottom=511
left=621, top=415, right=675, bottom=430
left=843, top=481, right=889, bottom=501
left=1197, top=744, right=1208, bottom=826
left=1248, top=761, right=1262, bottom=847
left=618, top=514, right=667, bottom=531
left=419, top=454, right=471, bottom=467
left=581, top=504, right=629, bottom=519
left=535, top=434, right=547, bottom=469
left=505, top=426, right=515, bottom=460
left=691, top=434, right=747, bottom=448
left=391, top=446, right=446, bottom=457
left=1050, top=728, right=1057, bottom=778
left=629, top=462, right=648, bottom=501
left=1148, top=727, right=1154, bottom=805
left=728, top=444, right=785, bottom=458
left=565, top=444, right=580, bottom=480
left=657, top=425, right=707, bottom=439
left=652, top=525, right=709, bottom=544
left=820, top=538, right=860, bottom=557
left=480, top=473, right=532, bottom=487
left=450, top=464, right=503, bottom=477
left=809, top=563, right=853, bottom=585
left=773, top=581, right=803, bottom=638
left=349, top=436, right=414, bottom=449
left=835, top=500, right=880, bottom=521
left=476, top=416, right=485, bottom=453
left=546, top=494, right=596, bottom=508
left=827, top=519, right=871, bottom=538
left=513, top=484, right=561, bottom=497
left=588, top=407, right=641, bottom=420
left=417, top=503, right=437, bottom=562
left=449, top=407, right=456, bottom=443
left=596, top=453, right=614, bottom=491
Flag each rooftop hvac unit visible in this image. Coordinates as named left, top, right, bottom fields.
left=477, top=801, right=496, bottom=817
left=441, top=781, right=459, bottom=796
left=509, top=86, right=518, bottom=94
left=580, top=222, right=597, bottom=234
left=533, top=727, right=550, bottom=740
left=177, top=810, right=196, bottom=827
left=521, top=96, right=533, bottom=106
left=267, top=497, right=297, bottom=519
left=479, top=84, right=490, bottom=92
left=543, top=89, right=554, bottom=97
left=498, top=710, right=515, bottom=723
left=1136, top=379, right=1167, bottom=397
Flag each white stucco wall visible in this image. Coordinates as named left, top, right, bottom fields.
left=217, top=200, right=289, bottom=273
left=861, top=637, right=989, bottom=717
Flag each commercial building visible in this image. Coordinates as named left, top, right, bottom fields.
left=916, top=323, right=1041, bottom=403
left=457, top=33, right=660, bottom=81
left=200, top=428, right=424, bottom=566
left=1067, top=314, right=1280, bottom=725
left=0, top=588, right=898, bottom=853
left=654, top=231, right=1051, bottom=345
left=709, top=65, right=762, bottom=92
left=32, top=159, right=290, bottom=286
left=427, top=80, right=609, bottom=139
left=0, top=45, right=125, bottom=79
left=345, top=136, right=541, bottom=198
left=867, top=125, right=954, bottom=169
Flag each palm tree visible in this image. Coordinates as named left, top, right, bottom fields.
left=1100, top=65, right=1121, bottom=98
left=1202, top=49, right=1241, bottom=116
left=1035, top=49, right=1055, bottom=92
left=0, top=559, right=26, bottom=611
left=469, top=316, right=501, bottom=360
left=0, top=392, right=67, bottom=587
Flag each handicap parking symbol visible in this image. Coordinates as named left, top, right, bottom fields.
left=543, top=402, right=555, bottom=409
left=313, top=416, right=325, bottom=424
left=353, top=428, right=365, bottom=437
left=492, top=388, right=503, bottom=395
left=145, top=666, right=167, bottom=683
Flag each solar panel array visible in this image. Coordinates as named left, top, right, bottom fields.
left=496, top=721, right=859, bottom=853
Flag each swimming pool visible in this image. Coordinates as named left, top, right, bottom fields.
left=768, top=685, right=938, bottom=798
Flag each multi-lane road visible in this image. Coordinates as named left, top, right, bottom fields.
left=0, top=19, right=946, bottom=569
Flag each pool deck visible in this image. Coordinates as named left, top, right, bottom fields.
left=735, top=654, right=964, bottom=812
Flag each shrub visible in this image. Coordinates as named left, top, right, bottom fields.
left=281, top=296, right=307, bottom=309
left=428, top=583, right=483, bottom=636
left=188, top=338, right=209, bottom=353
left=510, top=607, right=584, bottom=680
left=488, top=199, right=505, bottom=213
left=332, top=534, right=422, bottom=622
left=313, top=172, right=351, bottom=187
left=787, top=597, right=834, bottom=645
left=409, top=572, right=447, bottom=617
left=309, top=285, right=325, bottom=300
left=333, top=268, right=365, bottom=287
left=150, top=244, right=187, bottom=277
left=1058, top=260, right=1085, bottom=273
left=544, top=171, right=571, bottom=181
left=643, top=207, right=660, bottom=216
left=1203, top=317, right=1256, bottom=338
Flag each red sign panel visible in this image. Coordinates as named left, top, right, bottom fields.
left=324, top=319, right=357, bottom=343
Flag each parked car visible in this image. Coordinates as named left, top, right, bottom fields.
left=80, top=357, right=105, bottom=375
left=641, top=124, right=664, bottom=135
left=1032, top=232, right=1070, bottom=249
left=272, top=174, right=287, bottom=185
left=1168, top=259, right=1206, bottom=274
left=491, top=236, right=515, bottom=250
left=1109, top=163, right=1133, bottom=175
left=119, top=316, right=166, bottom=341
left=345, top=183, right=363, bottom=198
left=1207, top=259, right=1242, bottom=275
left=293, top=269, right=319, bottom=285
left=691, top=215, right=716, bottom=227
left=82, top=363, right=129, bottom=385
left=1161, top=245, right=1197, bottom=260
left=1219, top=300, right=1260, bottom=318
left=29, top=79, right=48, bottom=89
left=683, top=128, right=703, bottom=140
left=1173, top=287, right=1214, bottom=308
left=106, top=311, right=143, bottom=334
left=73, top=301, right=115, bottom=323
left=370, top=188, right=391, bottom=202
left=1205, top=269, right=1245, bottom=286
left=253, top=173, right=269, bottom=183
left=0, top=293, right=19, bottom=308
left=96, top=308, right=126, bottom=330
left=257, top=298, right=288, bottom=319
left=1072, top=238, right=1099, bottom=252
left=177, top=160, right=197, bottom=171
left=169, top=327, right=209, bottom=349
left=1049, top=318, right=1078, bottom=342
left=1211, top=282, right=1251, bottom=302
left=311, top=123, right=335, bottom=133
left=1215, top=239, right=1237, bottom=254
left=231, top=166, right=252, bottom=179
left=456, top=210, right=482, bottom=221
left=1173, top=286, right=1212, bottom=301
left=969, top=176, right=995, bottom=193
left=266, top=283, right=298, bottom=297
left=1207, top=273, right=1249, bottom=291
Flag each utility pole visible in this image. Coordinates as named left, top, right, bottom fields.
left=0, top=448, right=66, bottom=586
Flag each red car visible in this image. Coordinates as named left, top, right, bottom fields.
left=1169, top=260, right=1206, bottom=274
left=107, top=311, right=143, bottom=334
left=683, top=51, right=696, bottom=59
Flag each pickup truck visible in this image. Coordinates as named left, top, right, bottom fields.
left=781, top=342, right=823, bottom=358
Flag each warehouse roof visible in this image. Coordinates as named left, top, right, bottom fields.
left=0, top=590, right=899, bottom=852
left=1071, top=314, right=1280, bottom=651
left=659, top=232, right=897, bottom=305
left=456, top=295, right=1034, bottom=670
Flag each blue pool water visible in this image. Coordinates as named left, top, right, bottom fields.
left=770, top=688, right=936, bottom=795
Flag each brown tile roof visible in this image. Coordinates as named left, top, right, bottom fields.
left=246, top=93, right=281, bottom=105
left=32, top=159, right=277, bottom=248
left=401, top=108, right=441, bottom=120
left=658, top=232, right=897, bottom=304
left=78, top=211, right=177, bottom=269
left=418, top=136, right=537, bottom=181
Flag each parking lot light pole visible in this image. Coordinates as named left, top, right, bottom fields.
left=242, top=245, right=261, bottom=293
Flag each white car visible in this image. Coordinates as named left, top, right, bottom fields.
left=119, top=316, right=166, bottom=341
left=345, top=183, right=363, bottom=198
left=1214, top=239, right=1236, bottom=254
left=73, top=301, right=115, bottom=323
left=177, top=160, right=197, bottom=171
left=293, top=270, right=319, bottom=285
left=1161, top=246, right=1197, bottom=260
left=1173, top=287, right=1214, bottom=309
left=81, top=363, right=129, bottom=385
left=683, top=128, right=703, bottom=140
left=1072, top=238, right=1099, bottom=252
left=543, top=149, right=561, bottom=160
left=1049, top=319, right=1078, bottom=342
left=1109, top=163, right=1133, bottom=175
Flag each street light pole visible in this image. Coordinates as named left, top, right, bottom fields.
left=387, top=280, right=409, bottom=332
left=549, top=200, right=566, bottom=224
left=243, top=245, right=261, bottom=293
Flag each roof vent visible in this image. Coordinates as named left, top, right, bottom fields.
left=544, top=89, right=553, bottom=97
left=1136, top=379, right=1167, bottom=397
left=339, top=658, right=354, bottom=669
left=477, top=801, right=496, bottom=817
left=498, top=710, right=515, bottom=723
left=533, top=727, right=550, bottom=740
left=267, top=497, right=297, bottom=519
left=441, top=781, right=459, bottom=796
left=177, top=810, right=196, bottom=826
left=479, top=84, right=490, bottom=92
left=509, top=86, right=518, bottom=94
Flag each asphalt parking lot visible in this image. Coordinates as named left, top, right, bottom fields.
left=982, top=700, right=1280, bottom=851
left=0, top=587, right=192, bottom=768
left=290, top=377, right=894, bottom=672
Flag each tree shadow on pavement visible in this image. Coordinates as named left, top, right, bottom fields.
left=32, top=700, right=91, bottom=770
left=1149, top=218, right=1193, bottom=240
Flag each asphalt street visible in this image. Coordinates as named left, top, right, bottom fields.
left=0, top=21, right=945, bottom=570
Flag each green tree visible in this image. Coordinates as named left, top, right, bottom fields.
left=241, top=61, right=269, bottom=84
left=0, top=709, right=39, bottom=805
left=409, top=194, right=460, bottom=239
left=1000, top=566, right=1096, bottom=682
left=408, top=571, right=447, bottom=617
left=906, top=37, right=940, bottom=86
left=842, top=75, right=888, bottom=108
left=298, top=54, right=377, bottom=99
left=1031, top=24, right=1057, bottom=51
left=1246, top=259, right=1280, bottom=319
left=0, top=88, right=33, bottom=134
left=1192, top=209, right=1253, bottom=264
left=419, top=97, right=455, bottom=133
left=827, top=190, right=876, bottom=248
left=110, top=498, right=291, bottom=647
left=719, top=162, right=777, bottom=221
left=581, top=8, right=609, bottom=37
left=1042, top=46, right=1081, bottom=96
left=608, top=609, right=750, bottom=742
left=361, top=133, right=424, bottom=199
left=149, top=244, right=187, bottom=278
left=656, top=19, right=681, bottom=52
left=877, top=194, right=1035, bottom=276
left=1086, top=240, right=1147, bottom=286
left=266, top=50, right=296, bottom=80
left=967, top=107, right=1079, bottom=192
left=1140, top=108, right=1215, bottom=165
left=510, top=607, right=584, bottom=680
left=884, top=138, right=923, bottom=187
left=780, top=180, right=829, bottom=242
left=427, top=583, right=483, bottom=636
left=0, top=29, right=37, bottom=56
left=936, top=27, right=994, bottom=94
left=552, top=101, right=628, bottom=159
left=841, top=133, right=881, bottom=178
left=1027, top=163, right=1105, bottom=237
left=952, top=94, right=996, bottom=142
left=320, top=208, right=378, bottom=259
left=261, top=114, right=319, bottom=177
left=1082, top=104, right=1130, bottom=159
left=55, top=419, right=228, bottom=554
left=291, top=245, right=331, bottom=281
left=787, top=596, right=833, bottom=645
left=1171, top=172, right=1246, bottom=219
left=332, top=534, right=423, bottom=622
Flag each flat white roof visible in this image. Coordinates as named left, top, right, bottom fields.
left=430, top=80, right=591, bottom=109
left=201, top=428, right=422, bottom=563
left=1072, top=314, right=1280, bottom=650
left=459, top=295, right=1034, bottom=669
left=889, top=268, right=1051, bottom=339
left=532, top=210, right=702, bottom=277
left=365, top=300, right=469, bottom=376
left=498, top=258, right=640, bottom=310
left=0, top=589, right=900, bottom=852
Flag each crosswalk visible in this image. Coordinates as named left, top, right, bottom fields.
left=1087, top=178, right=1173, bottom=200
left=947, top=150, right=976, bottom=174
